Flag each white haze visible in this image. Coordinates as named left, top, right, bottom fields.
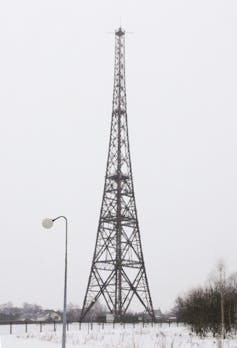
left=0, top=0, right=236, bottom=312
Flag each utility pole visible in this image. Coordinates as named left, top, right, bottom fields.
left=219, top=261, right=225, bottom=339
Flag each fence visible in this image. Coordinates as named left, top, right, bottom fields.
left=0, top=320, right=181, bottom=335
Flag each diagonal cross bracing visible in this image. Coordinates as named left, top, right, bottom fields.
left=80, top=27, right=155, bottom=322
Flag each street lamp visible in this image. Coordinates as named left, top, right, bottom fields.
left=42, top=216, right=68, bottom=348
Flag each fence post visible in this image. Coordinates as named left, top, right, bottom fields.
left=67, top=322, right=69, bottom=331
left=53, top=321, right=56, bottom=332
left=102, top=322, right=104, bottom=329
left=79, top=321, right=81, bottom=330
left=10, top=322, right=12, bottom=335
left=25, top=321, right=28, bottom=333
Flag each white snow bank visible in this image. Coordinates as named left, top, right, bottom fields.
left=2, top=324, right=237, bottom=348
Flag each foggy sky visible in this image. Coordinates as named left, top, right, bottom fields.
left=0, top=0, right=237, bottom=312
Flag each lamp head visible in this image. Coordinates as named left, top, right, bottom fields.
left=42, top=218, right=54, bottom=229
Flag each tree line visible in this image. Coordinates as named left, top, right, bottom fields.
left=174, top=265, right=237, bottom=337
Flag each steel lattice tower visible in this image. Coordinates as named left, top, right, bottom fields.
left=80, top=27, right=155, bottom=322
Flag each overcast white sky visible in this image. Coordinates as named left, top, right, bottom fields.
left=0, top=0, right=237, bottom=312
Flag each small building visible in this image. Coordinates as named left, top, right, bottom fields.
left=106, top=313, right=114, bottom=323
left=154, top=309, right=163, bottom=320
left=37, top=310, right=61, bottom=322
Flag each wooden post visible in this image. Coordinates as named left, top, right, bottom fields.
left=25, top=321, right=28, bottom=333
left=10, top=322, right=12, bottom=335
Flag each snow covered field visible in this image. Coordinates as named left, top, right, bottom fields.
left=1, top=323, right=237, bottom=348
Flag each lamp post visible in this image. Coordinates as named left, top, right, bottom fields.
left=42, top=216, right=68, bottom=348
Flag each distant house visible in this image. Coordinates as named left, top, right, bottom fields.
left=163, top=310, right=177, bottom=322
left=0, top=304, right=62, bottom=323
left=167, top=315, right=177, bottom=322
left=94, top=313, right=114, bottom=323
left=154, top=309, right=163, bottom=320
left=106, top=313, right=114, bottom=323
left=36, top=310, right=61, bottom=322
left=141, top=309, right=163, bottom=322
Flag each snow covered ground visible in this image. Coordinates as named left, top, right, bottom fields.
left=1, top=323, right=237, bottom=348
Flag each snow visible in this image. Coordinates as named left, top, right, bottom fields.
left=1, top=323, right=237, bottom=348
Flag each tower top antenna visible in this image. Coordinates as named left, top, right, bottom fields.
left=115, top=27, right=125, bottom=37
